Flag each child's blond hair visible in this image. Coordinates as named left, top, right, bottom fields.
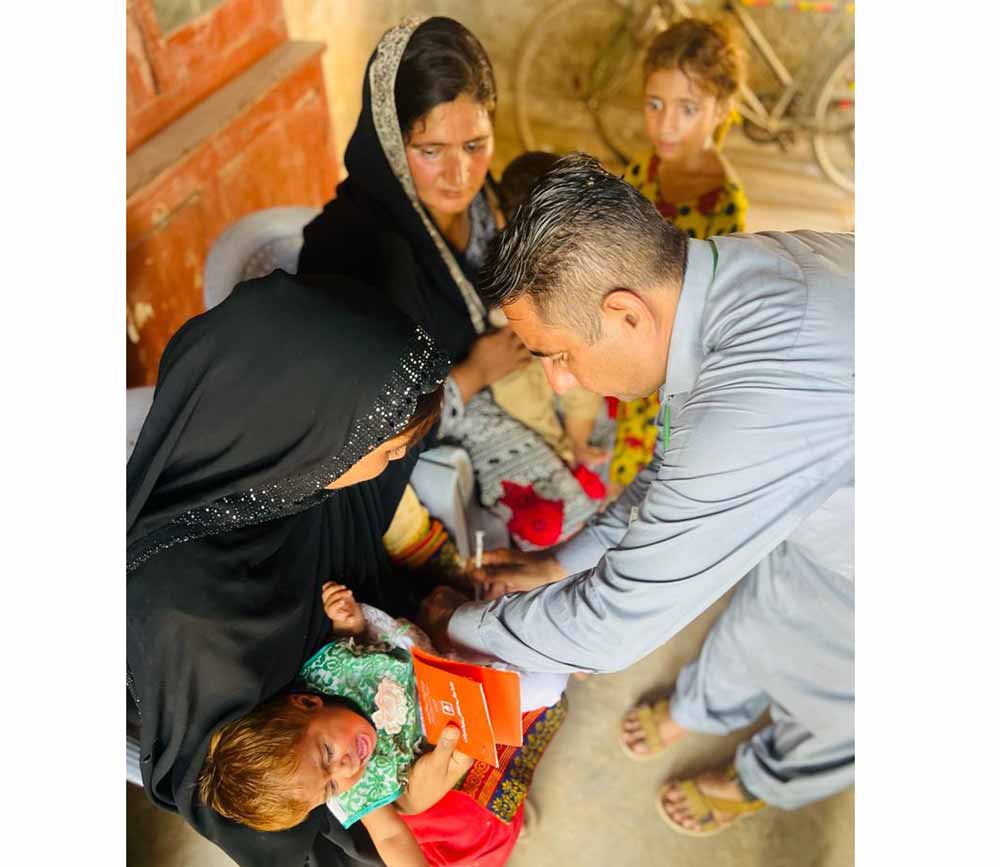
left=197, top=695, right=315, bottom=832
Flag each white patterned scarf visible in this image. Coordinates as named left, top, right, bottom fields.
left=368, top=17, right=488, bottom=335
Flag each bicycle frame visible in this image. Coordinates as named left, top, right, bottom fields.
left=724, top=0, right=852, bottom=136
left=517, top=0, right=853, bottom=186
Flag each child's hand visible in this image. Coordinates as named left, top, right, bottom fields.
left=322, top=582, right=365, bottom=636
left=396, top=725, right=474, bottom=815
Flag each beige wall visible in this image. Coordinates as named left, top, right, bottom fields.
left=282, top=0, right=567, bottom=180
left=282, top=0, right=852, bottom=232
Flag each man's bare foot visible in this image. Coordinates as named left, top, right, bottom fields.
left=658, top=766, right=763, bottom=835
left=620, top=698, right=688, bottom=758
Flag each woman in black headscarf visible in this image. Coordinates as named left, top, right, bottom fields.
left=298, top=16, right=606, bottom=551
left=126, top=270, right=451, bottom=867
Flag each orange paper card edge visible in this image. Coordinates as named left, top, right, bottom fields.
left=411, top=651, right=499, bottom=767
left=476, top=668, right=522, bottom=746
left=411, top=648, right=522, bottom=746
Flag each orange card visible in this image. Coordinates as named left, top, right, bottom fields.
left=411, top=647, right=522, bottom=768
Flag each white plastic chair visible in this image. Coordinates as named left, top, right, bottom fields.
left=203, top=206, right=321, bottom=309
left=127, top=387, right=156, bottom=786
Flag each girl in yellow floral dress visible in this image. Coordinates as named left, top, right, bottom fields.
left=610, top=17, right=750, bottom=492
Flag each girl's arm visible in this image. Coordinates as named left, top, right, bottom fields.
left=360, top=805, right=428, bottom=867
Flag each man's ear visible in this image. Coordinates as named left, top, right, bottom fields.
left=602, top=288, right=649, bottom=330
left=288, top=693, right=323, bottom=712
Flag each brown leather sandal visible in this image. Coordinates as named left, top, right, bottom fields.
left=619, top=698, right=674, bottom=761
left=656, top=765, right=765, bottom=837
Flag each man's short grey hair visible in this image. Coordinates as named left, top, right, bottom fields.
left=480, top=152, right=688, bottom=342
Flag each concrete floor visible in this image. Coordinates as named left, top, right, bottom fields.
left=127, top=128, right=854, bottom=867
left=506, top=596, right=854, bottom=867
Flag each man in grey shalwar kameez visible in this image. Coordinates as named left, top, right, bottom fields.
left=421, top=154, right=854, bottom=835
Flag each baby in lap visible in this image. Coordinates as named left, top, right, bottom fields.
left=199, top=582, right=564, bottom=866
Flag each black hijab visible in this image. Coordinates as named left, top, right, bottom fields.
left=298, top=16, right=492, bottom=365
left=126, top=270, right=449, bottom=867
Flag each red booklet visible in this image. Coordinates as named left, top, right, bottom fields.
left=410, top=647, right=522, bottom=767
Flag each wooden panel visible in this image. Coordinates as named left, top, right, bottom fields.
left=127, top=0, right=286, bottom=153
left=126, top=194, right=208, bottom=385
left=126, top=6, right=157, bottom=114
left=152, top=0, right=225, bottom=35
left=214, top=92, right=331, bottom=232
left=127, top=41, right=328, bottom=235
left=125, top=43, right=337, bottom=387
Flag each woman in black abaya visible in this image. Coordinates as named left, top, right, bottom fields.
left=126, top=270, right=449, bottom=867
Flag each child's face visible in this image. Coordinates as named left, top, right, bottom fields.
left=288, top=695, right=377, bottom=809
left=643, top=68, right=725, bottom=163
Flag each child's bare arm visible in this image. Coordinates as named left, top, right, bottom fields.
left=322, top=582, right=365, bottom=637
left=360, top=804, right=428, bottom=867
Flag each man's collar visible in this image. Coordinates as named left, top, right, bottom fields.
left=663, top=238, right=714, bottom=395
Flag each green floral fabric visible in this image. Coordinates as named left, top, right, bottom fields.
left=300, top=639, right=423, bottom=827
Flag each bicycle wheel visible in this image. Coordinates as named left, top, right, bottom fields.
left=811, top=45, right=854, bottom=193
left=514, top=0, right=654, bottom=169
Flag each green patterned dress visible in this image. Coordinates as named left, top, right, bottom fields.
left=300, top=633, right=424, bottom=827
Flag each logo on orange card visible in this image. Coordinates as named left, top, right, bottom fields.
left=411, top=648, right=522, bottom=768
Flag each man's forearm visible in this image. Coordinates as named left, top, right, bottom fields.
left=447, top=568, right=640, bottom=673
left=551, top=429, right=665, bottom=575
left=448, top=458, right=852, bottom=674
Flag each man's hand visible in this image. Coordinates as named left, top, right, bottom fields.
left=469, top=548, right=567, bottom=600
left=417, top=586, right=469, bottom=652
left=322, top=582, right=365, bottom=636
left=395, top=725, right=474, bottom=815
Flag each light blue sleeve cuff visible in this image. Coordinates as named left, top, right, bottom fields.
left=446, top=601, right=495, bottom=659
